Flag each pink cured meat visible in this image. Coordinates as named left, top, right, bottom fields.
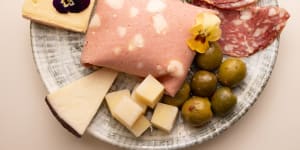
left=192, top=1, right=290, bottom=57
left=194, top=0, right=257, bottom=10
left=81, top=0, right=214, bottom=96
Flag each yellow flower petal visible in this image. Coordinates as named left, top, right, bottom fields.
left=187, top=37, right=209, bottom=53
left=187, top=12, right=222, bottom=53
left=207, top=27, right=222, bottom=41
left=190, top=25, right=203, bottom=36
left=196, top=12, right=221, bottom=28
left=196, top=40, right=209, bottom=53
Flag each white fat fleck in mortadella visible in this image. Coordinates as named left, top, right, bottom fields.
left=152, top=14, right=168, bottom=34
left=167, top=60, right=184, bottom=77
left=89, top=14, right=101, bottom=28
left=146, top=0, right=166, bottom=13
left=128, top=34, right=145, bottom=51
left=117, top=26, right=127, bottom=38
left=156, top=65, right=166, bottom=76
left=113, top=47, right=122, bottom=55
left=104, top=0, right=124, bottom=9
left=130, top=7, right=139, bottom=18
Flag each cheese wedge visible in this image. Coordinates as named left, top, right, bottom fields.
left=45, top=68, right=118, bottom=137
left=22, top=0, right=96, bottom=32
left=134, top=75, right=164, bottom=108
left=151, top=103, right=178, bottom=132
left=106, top=90, right=151, bottom=137
left=113, top=96, right=144, bottom=128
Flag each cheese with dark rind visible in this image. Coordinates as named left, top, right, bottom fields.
left=45, top=68, right=118, bottom=137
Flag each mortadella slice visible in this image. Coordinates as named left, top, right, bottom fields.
left=81, top=0, right=214, bottom=96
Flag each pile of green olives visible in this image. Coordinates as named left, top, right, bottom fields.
left=162, top=42, right=247, bottom=126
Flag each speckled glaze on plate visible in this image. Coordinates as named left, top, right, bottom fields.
left=31, top=0, right=279, bottom=149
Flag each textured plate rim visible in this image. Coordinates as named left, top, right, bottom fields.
left=30, top=1, right=279, bottom=149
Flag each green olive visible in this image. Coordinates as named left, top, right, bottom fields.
left=182, top=97, right=213, bottom=126
left=196, top=42, right=223, bottom=71
left=211, top=87, right=237, bottom=116
left=217, top=58, right=247, bottom=87
left=191, top=71, right=217, bottom=97
left=162, top=82, right=191, bottom=107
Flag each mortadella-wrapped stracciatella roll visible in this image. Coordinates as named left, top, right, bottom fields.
left=81, top=0, right=215, bottom=96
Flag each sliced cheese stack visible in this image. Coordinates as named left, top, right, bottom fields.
left=105, top=90, right=151, bottom=137
left=45, top=68, right=118, bottom=137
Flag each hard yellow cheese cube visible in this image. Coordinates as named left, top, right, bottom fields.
left=105, top=90, right=130, bottom=117
left=22, top=0, right=95, bottom=32
left=135, top=75, right=164, bottom=108
left=129, top=116, right=151, bottom=137
left=105, top=90, right=151, bottom=137
left=151, top=103, right=178, bottom=132
left=131, top=88, right=148, bottom=114
left=113, top=96, right=144, bottom=128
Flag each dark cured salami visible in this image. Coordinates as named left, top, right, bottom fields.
left=193, top=0, right=257, bottom=10
left=192, top=1, right=290, bottom=57
left=205, top=0, right=241, bottom=4
left=219, top=6, right=289, bottom=57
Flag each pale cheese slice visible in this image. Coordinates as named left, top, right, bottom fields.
left=134, top=75, right=164, bottom=108
left=46, top=68, right=118, bottom=137
left=22, top=0, right=96, bottom=32
left=151, top=103, right=178, bottom=132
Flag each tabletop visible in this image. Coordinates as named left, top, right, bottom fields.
left=1, top=0, right=299, bottom=150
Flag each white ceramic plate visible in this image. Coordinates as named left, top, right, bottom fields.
left=31, top=0, right=279, bottom=149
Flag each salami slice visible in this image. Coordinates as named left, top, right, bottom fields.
left=193, top=0, right=257, bottom=10
left=205, top=0, right=242, bottom=4
left=192, top=1, right=290, bottom=57
left=219, top=6, right=290, bottom=57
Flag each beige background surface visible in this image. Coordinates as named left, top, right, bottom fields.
left=1, top=0, right=299, bottom=150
